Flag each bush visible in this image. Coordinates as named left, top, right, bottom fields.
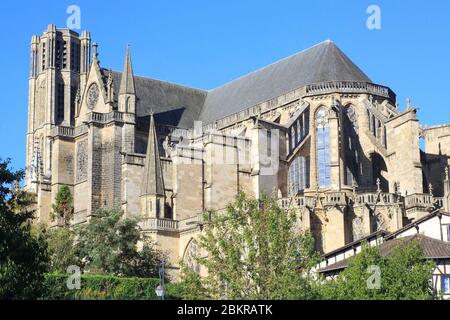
left=42, top=274, right=183, bottom=300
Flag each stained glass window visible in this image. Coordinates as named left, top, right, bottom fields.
left=316, top=107, right=330, bottom=188
left=288, top=156, right=310, bottom=196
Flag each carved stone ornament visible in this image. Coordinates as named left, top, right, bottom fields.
left=87, top=83, right=99, bottom=109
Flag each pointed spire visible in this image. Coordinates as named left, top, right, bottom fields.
left=141, top=112, right=165, bottom=196
left=119, top=45, right=135, bottom=95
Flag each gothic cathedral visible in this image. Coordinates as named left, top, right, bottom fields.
left=25, top=25, right=450, bottom=273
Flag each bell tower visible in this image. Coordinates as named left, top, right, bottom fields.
left=25, top=24, right=91, bottom=222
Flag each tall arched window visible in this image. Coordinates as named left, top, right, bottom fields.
left=288, top=155, right=310, bottom=196
left=316, top=107, right=330, bottom=188
left=344, top=105, right=359, bottom=185
left=371, top=115, right=376, bottom=137
left=290, top=127, right=295, bottom=151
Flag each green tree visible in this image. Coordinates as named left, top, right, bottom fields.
left=0, top=158, right=49, bottom=299
left=318, top=240, right=435, bottom=300
left=184, top=192, right=320, bottom=300
left=173, top=263, right=207, bottom=300
left=51, top=185, right=73, bottom=226
left=75, top=207, right=165, bottom=278
left=381, top=240, right=436, bottom=299
left=38, top=226, right=78, bottom=273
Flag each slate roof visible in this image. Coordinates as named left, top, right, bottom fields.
left=199, top=40, right=371, bottom=124
left=103, top=69, right=207, bottom=129
left=106, top=40, right=372, bottom=128
left=318, top=235, right=450, bottom=273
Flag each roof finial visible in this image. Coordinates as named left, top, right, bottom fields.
left=376, top=178, right=381, bottom=193
left=429, top=183, right=434, bottom=197
left=92, top=42, right=99, bottom=61
left=445, top=166, right=449, bottom=181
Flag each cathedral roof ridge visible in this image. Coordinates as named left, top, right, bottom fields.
left=103, top=68, right=207, bottom=93
left=198, top=40, right=372, bottom=123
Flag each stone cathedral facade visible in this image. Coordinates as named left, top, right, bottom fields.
left=25, top=25, right=450, bottom=272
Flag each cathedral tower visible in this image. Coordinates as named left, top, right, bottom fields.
left=25, top=25, right=91, bottom=221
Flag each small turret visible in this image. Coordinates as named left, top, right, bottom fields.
left=118, top=46, right=136, bottom=113
left=140, top=112, right=165, bottom=218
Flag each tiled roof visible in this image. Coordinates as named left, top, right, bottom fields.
left=319, top=235, right=450, bottom=274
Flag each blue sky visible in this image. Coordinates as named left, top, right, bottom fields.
left=1, top=0, right=449, bottom=171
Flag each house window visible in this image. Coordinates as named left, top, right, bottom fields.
left=316, top=107, right=330, bottom=188
left=442, top=275, right=450, bottom=294
left=447, top=226, right=450, bottom=242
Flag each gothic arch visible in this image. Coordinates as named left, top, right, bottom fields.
left=370, top=152, right=389, bottom=192
left=371, top=115, right=377, bottom=137
left=182, top=237, right=201, bottom=274
left=344, top=104, right=360, bottom=185
left=315, top=106, right=331, bottom=188
left=125, top=96, right=131, bottom=113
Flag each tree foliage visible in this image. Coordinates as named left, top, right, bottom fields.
left=0, top=158, right=49, bottom=299
left=75, top=207, right=166, bottom=278
left=34, top=225, right=78, bottom=274
left=180, top=192, right=320, bottom=300
left=51, top=185, right=73, bottom=226
left=318, top=240, right=436, bottom=300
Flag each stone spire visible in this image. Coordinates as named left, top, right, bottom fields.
left=141, top=112, right=165, bottom=196
left=119, top=46, right=135, bottom=95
